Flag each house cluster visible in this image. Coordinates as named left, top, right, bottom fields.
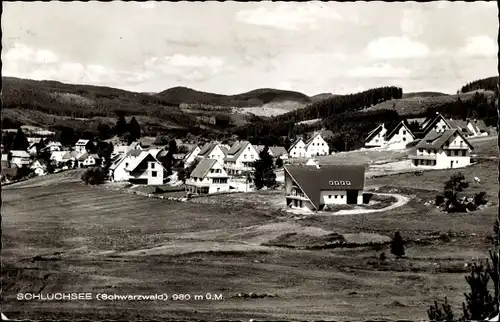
left=288, top=130, right=332, bottom=158
left=184, top=140, right=289, bottom=195
left=365, top=113, right=489, bottom=151
left=365, top=113, right=489, bottom=170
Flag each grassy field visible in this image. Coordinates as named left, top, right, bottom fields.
left=1, top=144, right=498, bottom=320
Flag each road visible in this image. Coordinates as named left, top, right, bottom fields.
left=332, top=192, right=410, bottom=215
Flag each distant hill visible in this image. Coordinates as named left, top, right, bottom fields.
left=156, top=86, right=312, bottom=107
left=460, top=76, right=498, bottom=93
left=310, top=93, right=335, bottom=102
left=402, top=92, right=449, bottom=98
left=363, top=91, right=496, bottom=116
left=1, top=77, right=208, bottom=136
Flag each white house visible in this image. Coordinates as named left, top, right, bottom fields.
left=223, top=141, right=260, bottom=175
left=410, top=129, right=474, bottom=169
left=183, top=145, right=201, bottom=168
left=269, top=146, right=289, bottom=159
left=61, top=151, right=79, bottom=168
left=288, top=138, right=306, bottom=158
left=30, top=160, right=46, bottom=176
left=383, top=121, right=416, bottom=150
left=77, top=153, right=101, bottom=168
left=422, top=113, right=452, bottom=134
left=304, top=132, right=330, bottom=157
left=284, top=164, right=365, bottom=211
left=196, top=143, right=227, bottom=165
left=108, top=149, right=143, bottom=182
left=466, top=119, right=489, bottom=137
left=185, top=158, right=230, bottom=194
left=50, top=151, right=68, bottom=164
left=75, top=139, right=91, bottom=154
left=10, top=150, right=31, bottom=168
left=365, top=124, right=388, bottom=148
left=447, top=119, right=475, bottom=138
left=126, top=151, right=167, bottom=185
left=45, top=141, right=63, bottom=152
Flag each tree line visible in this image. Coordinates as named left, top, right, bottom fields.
left=460, top=76, right=499, bottom=94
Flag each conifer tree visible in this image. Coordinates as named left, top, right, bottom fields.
left=11, top=128, right=29, bottom=151
left=390, top=231, right=405, bottom=259
left=253, top=146, right=276, bottom=190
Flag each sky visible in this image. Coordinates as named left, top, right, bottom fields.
left=2, top=1, right=498, bottom=96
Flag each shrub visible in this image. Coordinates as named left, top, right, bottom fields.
left=474, top=192, right=488, bottom=207
left=435, top=195, right=445, bottom=206
left=81, top=167, right=106, bottom=185
left=379, top=252, right=386, bottom=264
left=427, top=297, right=454, bottom=321
left=390, top=231, right=405, bottom=259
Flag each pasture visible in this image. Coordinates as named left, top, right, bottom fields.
left=1, top=141, right=499, bottom=320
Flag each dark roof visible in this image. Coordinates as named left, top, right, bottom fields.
left=406, top=117, right=427, bottom=125
left=269, top=146, right=287, bottom=156
left=224, top=141, right=251, bottom=161
left=470, top=119, right=488, bottom=132
left=284, top=164, right=366, bottom=210
left=198, top=143, right=216, bottom=156
left=77, top=153, right=89, bottom=161
left=415, top=129, right=474, bottom=150
left=190, top=158, right=217, bottom=179
left=422, top=113, right=451, bottom=134
left=288, top=138, right=304, bottom=152
left=384, top=121, right=416, bottom=140
left=127, top=149, right=143, bottom=157
left=365, top=124, right=385, bottom=141
left=447, top=119, right=474, bottom=136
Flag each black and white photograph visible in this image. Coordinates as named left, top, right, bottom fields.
left=1, top=1, right=499, bottom=320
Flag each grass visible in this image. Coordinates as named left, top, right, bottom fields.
left=1, top=148, right=499, bottom=320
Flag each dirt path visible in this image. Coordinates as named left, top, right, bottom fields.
left=332, top=193, right=410, bottom=215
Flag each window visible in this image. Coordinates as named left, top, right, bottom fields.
left=403, top=137, right=406, bottom=141
left=334, top=181, right=339, bottom=185
left=454, top=150, right=458, bottom=156
left=341, top=195, right=344, bottom=199
left=462, top=150, right=466, bottom=156
left=151, top=163, right=155, bottom=169
left=328, top=195, right=332, bottom=199
left=346, top=181, right=351, bottom=185
left=244, top=154, right=247, bottom=158
left=335, top=195, right=338, bottom=199
left=340, top=181, right=345, bottom=185
left=403, top=130, right=406, bottom=135
left=125, top=163, right=129, bottom=167
left=152, top=171, right=157, bottom=177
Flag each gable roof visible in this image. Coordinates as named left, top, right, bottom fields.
left=126, top=152, right=165, bottom=172
left=469, top=119, right=488, bottom=132
left=384, top=121, right=416, bottom=141
left=198, top=143, right=216, bottom=157
left=77, top=153, right=89, bottom=161
left=447, top=119, right=474, bottom=136
left=269, top=146, right=287, bottom=157
left=422, top=113, right=451, bottom=134
left=288, top=138, right=305, bottom=152
left=127, top=149, right=143, bottom=157
left=285, top=164, right=366, bottom=210
left=416, top=129, right=474, bottom=150
left=224, top=141, right=252, bottom=161
left=62, top=151, right=79, bottom=160
left=304, top=132, right=326, bottom=149
left=190, top=158, right=218, bottom=179
left=365, top=124, right=385, bottom=142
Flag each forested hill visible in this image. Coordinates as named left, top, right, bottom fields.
left=269, top=86, right=403, bottom=124
left=155, top=86, right=312, bottom=107
left=460, top=76, right=498, bottom=93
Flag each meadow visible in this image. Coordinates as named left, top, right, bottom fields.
left=1, top=137, right=498, bottom=320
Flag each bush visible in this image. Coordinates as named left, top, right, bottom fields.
left=474, top=192, right=487, bottom=207
left=81, top=167, right=106, bottom=185
left=390, top=231, right=405, bottom=259
left=435, top=195, right=445, bottom=206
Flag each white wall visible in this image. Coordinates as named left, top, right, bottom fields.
left=432, top=119, right=451, bottom=133
left=385, top=125, right=414, bottom=150
left=305, top=135, right=329, bottom=157
left=365, top=126, right=387, bottom=148
left=320, top=190, right=363, bottom=205
left=289, top=140, right=306, bottom=158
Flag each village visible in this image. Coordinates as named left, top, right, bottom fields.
left=0, top=112, right=493, bottom=213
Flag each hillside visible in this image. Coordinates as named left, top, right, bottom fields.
left=402, top=92, right=449, bottom=98
left=460, top=76, right=498, bottom=93
left=1, top=77, right=221, bottom=136
left=156, top=86, right=312, bottom=107
left=362, top=90, right=496, bottom=116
